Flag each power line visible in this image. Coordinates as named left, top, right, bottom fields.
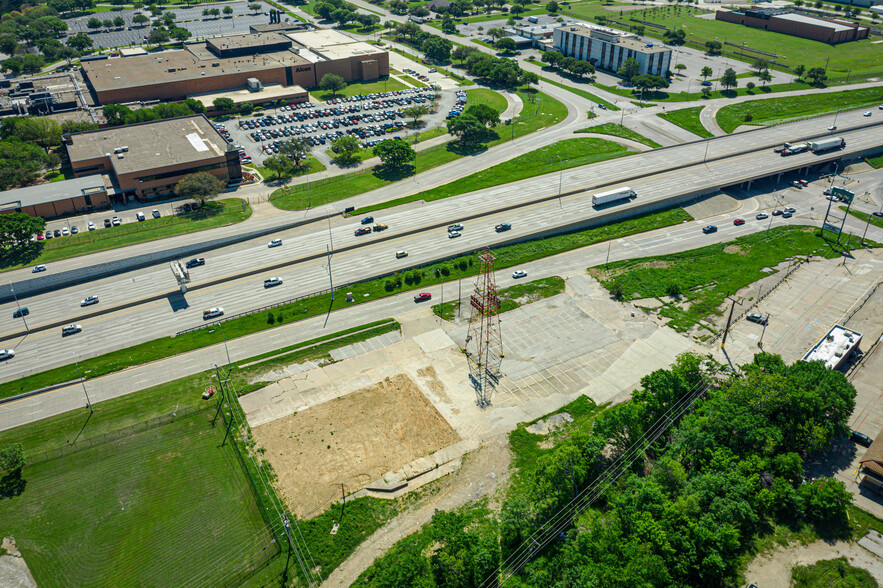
left=480, top=379, right=711, bottom=587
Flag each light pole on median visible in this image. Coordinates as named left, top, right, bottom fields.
left=74, top=356, right=94, bottom=414
left=557, top=154, right=563, bottom=208
left=9, top=282, right=28, bottom=334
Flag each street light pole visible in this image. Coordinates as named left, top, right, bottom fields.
left=556, top=154, right=563, bottom=208
left=74, top=357, right=94, bottom=414
left=9, top=282, right=28, bottom=333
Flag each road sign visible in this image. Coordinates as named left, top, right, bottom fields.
left=832, top=187, right=854, bottom=204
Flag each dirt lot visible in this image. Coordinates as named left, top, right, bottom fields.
left=744, top=539, right=883, bottom=587
left=252, top=374, right=460, bottom=518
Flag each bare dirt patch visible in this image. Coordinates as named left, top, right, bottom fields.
left=252, top=374, right=461, bottom=518
left=745, top=539, right=883, bottom=587
left=723, top=244, right=747, bottom=255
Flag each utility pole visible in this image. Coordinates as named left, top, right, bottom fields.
left=9, top=282, right=28, bottom=333
left=74, top=357, right=94, bottom=414
left=557, top=154, right=564, bottom=208
left=220, top=374, right=235, bottom=447
left=720, top=296, right=739, bottom=349
left=457, top=277, right=461, bottom=319
left=327, top=244, right=334, bottom=301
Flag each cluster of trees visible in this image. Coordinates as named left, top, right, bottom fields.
left=0, top=213, right=46, bottom=246
left=615, top=57, right=669, bottom=92
left=360, top=352, right=859, bottom=586
left=0, top=4, right=86, bottom=71
left=0, top=138, right=59, bottom=190
left=448, top=46, right=538, bottom=87
left=263, top=138, right=313, bottom=178
left=315, top=0, right=380, bottom=28
left=1, top=116, right=95, bottom=150
left=541, top=50, right=595, bottom=78
left=446, top=103, right=500, bottom=145
left=794, top=64, right=828, bottom=86
left=373, top=139, right=416, bottom=168
left=102, top=99, right=205, bottom=126
left=174, top=172, right=225, bottom=203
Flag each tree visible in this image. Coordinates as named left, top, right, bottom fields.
left=700, top=65, right=713, bottom=81
left=249, top=2, right=261, bottom=11
left=175, top=171, right=225, bottom=202
left=705, top=40, right=722, bottom=55
left=411, top=4, right=430, bottom=16
left=663, top=28, right=685, bottom=45
left=66, top=32, right=93, bottom=52
left=451, top=45, right=477, bottom=62
left=546, top=0, right=559, bottom=12
left=3, top=117, right=62, bottom=150
left=263, top=154, right=294, bottom=179
left=446, top=114, right=486, bottom=144
left=102, top=19, right=113, bottom=29
left=463, top=103, right=499, bottom=127
left=720, top=67, right=738, bottom=90
left=113, top=15, right=125, bottom=28
left=87, top=16, right=102, bottom=28
left=319, top=73, right=346, bottom=95
left=330, top=135, right=360, bottom=165
left=147, top=27, right=170, bottom=44
left=746, top=81, right=755, bottom=91
left=170, top=26, right=191, bottom=41
left=239, top=101, right=254, bottom=115
left=0, top=213, right=46, bottom=246
left=617, top=57, right=641, bottom=83
left=496, top=37, right=516, bottom=53
left=0, top=444, right=24, bottom=475
left=487, top=27, right=505, bottom=41
left=569, top=60, right=594, bottom=78
left=373, top=139, right=416, bottom=168
left=674, top=63, right=686, bottom=76
left=422, top=35, right=453, bottom=62
left=752, top=58, right=769, bottom=75
left=701, top=86, right=712, bottom=98
left=212, top=97, right=236, bottom=111
left=133, top=13, right=150, bottom=26
left=61, top=120, right=98, bottom=134
left=806, top=66, right=827, bottom=86
left=541, top=50, right=562, bottom=68
left=758, top=69, right=772, bottom=87
left=223, top=5, right=233, bottom=15
left=403, top=105, right=429, bottom=127
left=794, top=64, right=806, bottom=80
left=509, top=3, right=524, bottom=14
left=279, top=137, right=311, bottom=167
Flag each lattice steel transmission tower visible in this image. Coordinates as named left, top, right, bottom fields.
left=465, top=250, right=503, bottom=407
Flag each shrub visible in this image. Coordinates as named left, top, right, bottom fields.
left=384, top=279, right=395, bottom=291
left=404, top=272, right=414, bottom=285
left=609, top=282, right=624, bottom=300
left=440, top=266, right=450, bottom=276
left=744, top=113, right=753, bottom=122
left=267, top=313, right=275, bottom=325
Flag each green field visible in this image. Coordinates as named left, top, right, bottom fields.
left=792, top=557, right=878, bottom=588
left=591, top=226, right=867, bottom=332
left=0, top=199, right=251, bottom=273
left=432, top=276, right=565, bottom=321
left=626, top=5, right=883, bottom=82
left=257, top=155, right=326, bottom=180
left=575, top=123, right=662, bottom=148
left=657, top=106, right=714, bottom=139
left=270, top=87, right=567, bottom=211
left=716, top=87, right=883, bottom=133
left=864, top=153, right=883, bottom=169
left=537, top=74, right=619, bottom=110
left=0, top=410, right=273, bottom=588
left=355, top=137, right=632, bottom=214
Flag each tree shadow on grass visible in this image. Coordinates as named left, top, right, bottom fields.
left=0, top=471, right=26, bottom=499
left=0, top=242, right=44, bottom=271
left=373, top=163, right=416, bottom=182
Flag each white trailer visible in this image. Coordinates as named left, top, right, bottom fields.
left=809, top=137, right=845, bottom=153
left=592, top=187, right=636, bottom=206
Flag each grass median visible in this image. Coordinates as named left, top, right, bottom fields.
left=575, top=123, right=662, bottom=148
left=536, top=74, right=619, bottom=110
left=0, top=207, right=690, bottom=400
left=842, top=206, right=883, bottom=231
left=589, top=226, right=875, bottom=333
left=716, top=87, right=883, bottom=133
left=269, top=87, right=567, bottom=212
left=657, top=106, right=714, bottom=139
left=432, top=276, right=565, bottom=321
left=0, top=198, right=252, bottom=273
left=354, top=138, right=632, bottom=215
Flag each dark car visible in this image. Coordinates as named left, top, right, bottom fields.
left=414, top=292, right=432, bottom=302
left=354, top=227, right=372, bottom=236
left=852, top=430, right=873, bottom=447
left=702, top=225, right=717, bottom=234
left=12, top=307, right=29, bottom=318
left=185, top=258, right=206, bottom=268
left=746, top=312, right=767, bottom=325
left=495, top=223, right=512, bottom=232
left=104, top=218, right=112, bottom=228
left=361, top=216, right=374, bottom=225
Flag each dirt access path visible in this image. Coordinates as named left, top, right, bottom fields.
left=321, top=433, right=513, bottom=588
left=744, top=539, right=883, bottom=587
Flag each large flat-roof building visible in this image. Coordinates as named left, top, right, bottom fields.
left=81, top=29, right=389, bottom=105
left=716, top=7, right=869, bottom=43
left=0, top=175, right=109, bottom=219
left=553, top=23, right=672, bottom=77
left=801, top=324, right=863, bottom=371
left=64, top=114, right=241, bottom=200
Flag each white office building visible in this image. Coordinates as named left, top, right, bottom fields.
left=553, top=23, right=672, bottom=77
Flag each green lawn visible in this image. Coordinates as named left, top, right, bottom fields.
left=591, top=226, right=868, bottom=332
left=0, top=199, right=252, bottom=273
left=864, top=153, right=883, bottom=169
left=311, top=77, right=408, bottom=101
left=0, top=410, right=273, bottom=588
left=537, top=74, right=619, bottom=110
left=716, top=87, right=883, bottom=133
left=432, top=276, right=566, bottom=321
left=575, top=123, right=662, bottom=148
left=1, top=208, right=688, bottom=400
left=625, top=4, right=883, bottom=82
left=270, top=88, right=566, bottom=211
left=466, top=87, right=509, bottom=114
left=355, top=137, right=632, bottom=214
left=791, top=557, right=878, bottom=588
left=657, top=106, right=714, bottom=139
left=595, top=78, right=815, bottom=103
left=257, top=155, right=326, bottom=180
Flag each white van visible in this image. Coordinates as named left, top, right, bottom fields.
left=396, top=251, right=408, bottom=259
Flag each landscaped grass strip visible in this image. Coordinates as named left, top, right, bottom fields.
left=432, top=276, right=565, bottom=321
left=575, top=123, right=662, bottom=148
left=1, top=207, right=690, bottom=400
left=657, top=106, right=714, bottom=139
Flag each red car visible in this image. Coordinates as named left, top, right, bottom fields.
left=354, top=227, right=372, bottom=236
left=733, top=218, right=745, bottom=226
left=414, top=293, right=432, bottom=302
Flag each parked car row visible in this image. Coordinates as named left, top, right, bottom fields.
left=446, top=90, right=468, bottom=120
left=36, top=209, right=164, bottom=242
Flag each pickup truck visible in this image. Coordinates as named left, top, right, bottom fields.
left=185, top=258, right=206, bottom=268
left=373, top=223, right=388, bottom=231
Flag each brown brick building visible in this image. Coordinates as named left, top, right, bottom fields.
left=716, top=8, right=869, bottom=43
left=81, top=29, right=389, bottom=105
left=0, top=176, right=109, bottom=219
left=64, top=115, right=241, bottom=201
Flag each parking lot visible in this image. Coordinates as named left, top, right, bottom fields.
left=225, top=87, right=462, bottom=166
left=40, top=199, right=208, bottom=239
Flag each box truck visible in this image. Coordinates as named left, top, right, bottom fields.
left=809, top=137, right=845, bottom=153
left=780, top=142, right=809, bottom=156
left=592, top=187, right=636, bottom=206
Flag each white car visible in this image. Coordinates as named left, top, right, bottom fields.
left=263, top=277, right=283, bottom=288
left=32, top=264, right=47, bottom=273
left=864, top=111, right=872, bottom=117
left=88, top=221, right=96, bottom=231
left=827, top=125, right=837, bottom=130
left=61, top=227, right=69, bottom=236
left=62, top=324, right=82, bottom=336
left=448, top=230, right=461, bottom=238
left=112, top=216, right=122, bottom=226
left=80, top=295, right=99, bottom=307
left=136, top=211, right=145, bottom=221
left=268, top=239, right=283, bottom=248
left=512, top=270, right=528, bottom=279
left=0, top=349, right=15, bottom=361
left=203, top=308, right=224, bottom=319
